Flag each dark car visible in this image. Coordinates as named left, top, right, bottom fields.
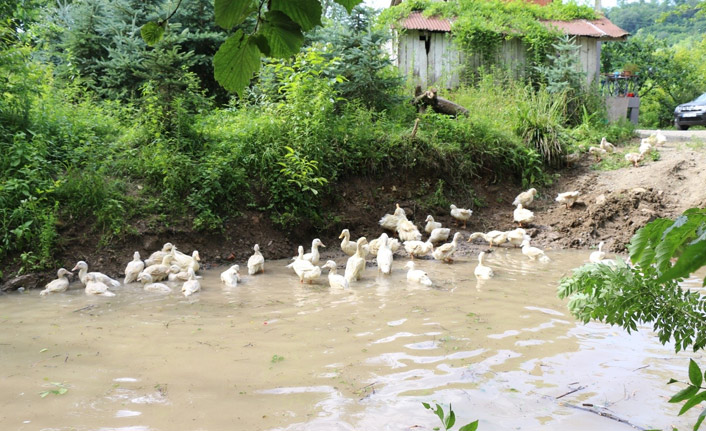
left=674, top=92, right=706, bottom=130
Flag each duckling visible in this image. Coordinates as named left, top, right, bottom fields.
left=220, top=264, right=241, bottom=288
left=424, top=215, right=442, bottom=234
left=379, top=204, right=404, bottom=232
left=40, top=268, right=71, bottom=296
left=376, top=233, right=394, bottom=275
left=624, top=151, right=644, bottom=167
left=450, top=204, right=472, bottom=228
left=167, top=265, right=189, bottom=282
left=432, top=232, right=462, bottom=263
left=340, top=229, right=369, bottom=257
left=123, top=251, right=144, bottom=284
left=405, top=261, right=432, bottom=286
left=555, top=191, right=580, bottom=209
left=504, top=228, right=526, bottom=247
left=145, top=242, right=174, bottom=266
left=639, top=139, right=652, bottom=155
left=474, top=252, right=494, bottom=279
left=288, top=246, right=322, bottom=284
left=137, top=272, right=172, bottom=293
left=397, top=218, right=423, bottom=242
left=139, top=254, right=174, bottom=282
left=173, top=248, right=200, bottom=272
left=600, top=137, right=616, bottom=153
left=521, top=238, right=550, bottom=262
left=344, top=237, right=368, bottom=282
left=513, top=204, right=534, bottom=227
left=322, top=260, right=349, bottom=289
left=302, top=238, right=326, bottom=265
left=468, top=230, right=507, bottom=247
left=84, top=273, right=116, bottom=297
left=588, top=146, right=607, bottom=161
left=428, top=227, right=451, bottom=244
left=564, top=152, right=581, bottom=166
left=368, top=233, right=401, bottom=256
left=655, top=130, right=667, bottom=146
left=72, top=261, right=121, bottom=288
left=589, top=241, right=606, bottom=263
left=512, top=188, right=537, bottom=208
left=247, top=244, right=265, bottom=275
left=181, top=268, right=201, bottom=297
left=403, top=239, right=434, bottom=259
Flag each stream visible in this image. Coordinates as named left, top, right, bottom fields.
left=1, top=249, right=702, bottom=431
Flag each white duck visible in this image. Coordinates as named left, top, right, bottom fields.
left=655, top=130, right=667, bottom=146
left=340, top=229, right=368, bottom=257
left=220, top=264, right=241, bottom=288
left=600, top=137, right=616, bottom=153
left=369, top=233, right=400, bottom=256
left=474, top=252, right=494, bottom=279
left=505, top=228, right=526, bottom=247
left=248, top=244, right=265, bottom=275
left=173, top=248, right=200, bottom=272
left=450, top=204, right=472, bottom=228
left=40, top=268, right=71, bottom=296
left=397, top=218, right=422, bottom=242
left=322, top=260, right=349, bottom=289
left=376, top=233, right=394, bottom=275
left=167, top=264, right=190, bottom=282
left=139, top=254, right=174, bottom=282
left=405, top=261, right=432, bottom=286
left=521, top=238, right=550, bottom=262
left=639, top=139, right=652, bottom=155
left=145, top=242, right=174, bottom=266
left=288, top=246, right=322, bottom=284
left=589, top=241, right=606, bottom=263
left=428, top=227, right=451, bottom=244
left=379, top=204, right=405, bottom=231
left=555, top=191, right=580, bottom=209
left=137, top=272, right=172, bottom=293
left=302, top=238, right=325, bottom=265
left=424, top=215, right=442, bottom=234
left=344, top=237, right=368, bottom=282
left=625, top=151, right=644, bottom=167
left=72, top=261, right=120, bottom=288
left=123, top=251, right=144, bottom=284
left=181, top=268, right=201, bottom=297
left=432, top=232, right=462, bottom=263
left=84, top=273, right=116, bottom=297
left=468, top=230, right=507, bottom=247
left=513, top=204, right=535, bottom=227
left=403, top=239, right=434, bottom=259
left=512, top=188, right=537, bottom=208
left=588, top=146, right=607, bottom=161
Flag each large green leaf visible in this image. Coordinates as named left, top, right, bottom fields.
left=140, top=21, right=165, bottom=46
left=679, top=391, right=706, bottom=416
left=458, top=420, right=479, bottom=431
left=271, top=0, right=322, bottom=31
left=658, top=231, right=706, bottom=285
left=213, top=30, right=261, bottom=96
left=690, top=359, right=704, bottom=388
left=654, top=214, right=702, bottom=273
left=215, top=0, right=253, bottom=30
left=628, top=218, right=673, bottom=268
left=671, top=385, right=700, bottom=403
left=261, top=11, right=304, bottom=58
left=333, top=0, right=364, bottom=13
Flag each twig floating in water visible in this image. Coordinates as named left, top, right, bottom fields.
left=562, top=402, right=647, bottom=430
left=556, top=385, right=586, bottom=399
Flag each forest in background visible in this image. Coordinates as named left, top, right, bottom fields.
left=0, top=0, right=703, bottom=277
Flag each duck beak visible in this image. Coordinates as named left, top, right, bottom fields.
left=71, top=265, right=79, bottom=272
left=320, top=243, right=326, bottom=248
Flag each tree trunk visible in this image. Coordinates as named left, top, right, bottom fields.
left=412, top=88, right=468, bottom=116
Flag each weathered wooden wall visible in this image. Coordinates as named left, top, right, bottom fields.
left=396, top=31, right=601, bottom=89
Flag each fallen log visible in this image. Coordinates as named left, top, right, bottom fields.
left=412, top=87, right=468, bottom=116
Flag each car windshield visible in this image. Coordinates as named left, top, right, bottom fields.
left=692, top=92, right=706, bottom=104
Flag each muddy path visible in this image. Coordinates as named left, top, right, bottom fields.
left=3, top=139, right=705, bottom=291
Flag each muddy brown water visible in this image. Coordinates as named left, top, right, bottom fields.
left=1, top=250, right=702, bottom=431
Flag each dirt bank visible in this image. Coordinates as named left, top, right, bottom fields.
left=3, top=139, right=705, bottom=291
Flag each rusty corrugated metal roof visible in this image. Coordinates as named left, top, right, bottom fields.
left=401, top=11, right=452, bottom=32
left=542, top=17, right=629, bottom=40
left=399, top=11, right=628, bottom=40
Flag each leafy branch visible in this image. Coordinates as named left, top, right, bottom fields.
left=422, top=402, right=478, bottom=431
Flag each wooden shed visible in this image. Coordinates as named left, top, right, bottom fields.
left=393, top=11, right=628, bottom=89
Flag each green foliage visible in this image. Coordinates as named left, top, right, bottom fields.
left=515, top=87, right=568, bottom=166
left=422, top=402, right=479, bottom=431
left=667, top=359, right=706, bottom=429
left=40, top=382, right=69, bottom=398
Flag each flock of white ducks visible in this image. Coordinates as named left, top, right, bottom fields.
left=585, top=132, right=665, bottom=168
